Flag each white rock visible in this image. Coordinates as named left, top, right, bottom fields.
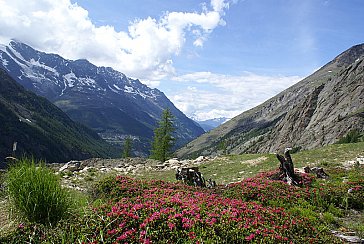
left=113, top=167, right=125, bottom=172
left=79, top=166, right=96, bottom=173
left=193, top=156, right=205, bottom=163
left=331, top=230, right=364, bottom=243
left=59, top=161, right=81, bottom=172
left=356, top=157, right=364, bottom=164
left=165, top=158, right=179, bottom=164
left=100, top=167, right=111, bottom=172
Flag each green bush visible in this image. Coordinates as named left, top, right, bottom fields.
left=6, top=158, right=72, bottom=224
left=337, top=129, right=362, bottom=144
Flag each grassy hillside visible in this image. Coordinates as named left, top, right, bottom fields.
left=139, top=142, right=364, bottom=184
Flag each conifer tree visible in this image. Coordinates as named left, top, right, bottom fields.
left=122, top=137, right=132, bottom=158
left=150, top=108, right=175, bottom=162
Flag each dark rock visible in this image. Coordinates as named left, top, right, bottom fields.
left=311, top=167, right=329, bottom=179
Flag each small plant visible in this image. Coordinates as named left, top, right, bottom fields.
left=87, top=167, right=97, bottom=173
left=290, top=146, right=302, bottom=154
left=84, top=175, right=94, bottom=182
left=337, top=129, right=362, bottom=144
left=322, top=212, right=336, bottom=225
left=5, top=158, right=72, bottom=224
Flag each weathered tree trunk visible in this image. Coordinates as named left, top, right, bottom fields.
left=175, top=167, right=207, bottom=187
left=276, top=148, right=300, bottom=186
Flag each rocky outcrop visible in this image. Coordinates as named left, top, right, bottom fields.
left=50, top=156, right=213, bottom=191
left=177, top=44, right=364, bottom=158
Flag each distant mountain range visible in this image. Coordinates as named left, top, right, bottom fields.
left=0, top=68, right=118, bottom=163
left=0, top=41, right=204, bottom=156
left=195, top=117, right=229, bottom=132
left=177, top=43, right=364, bottom=158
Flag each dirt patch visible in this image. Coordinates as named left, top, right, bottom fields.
left=0, top=198, right=17, bottom=236
left=241, top=156, right=267, bottom=166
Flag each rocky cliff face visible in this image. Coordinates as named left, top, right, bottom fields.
left=177, top=44, right=364, bottom=158
left=0, top=41, right=204, bottom=156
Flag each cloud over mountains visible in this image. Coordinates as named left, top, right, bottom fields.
left=171, top=72, right=302, bottom=121
left=0, top=0, right=229, bottom=81
left=0, top=0, right=304, bottom=121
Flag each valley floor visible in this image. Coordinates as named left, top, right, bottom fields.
left=0, top=142, right=363, bottom=243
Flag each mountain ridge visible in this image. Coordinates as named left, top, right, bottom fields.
left=177, top=43, right=364, bottom=158
left=0, top=40, right=204, bottom=156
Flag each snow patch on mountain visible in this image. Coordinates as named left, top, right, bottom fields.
left=1, top=57, right=8, bottom=68
left=108, top=84, right=120, bottom=94
left=5, top=45, right=30, bottom=73
left=79, top=77, right=97, bottom=87
left=29, top=58, right=59, bottom=76
left=124, top=85, right=134, bottom=93
left=64, top=72, right=77, bottom=88
left=113, top=84, right=122, bottom=91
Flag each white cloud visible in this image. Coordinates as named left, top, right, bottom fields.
left=0, top=0, right=229, bottom=81
left=170, top=72, right=302, bottom=121
left=211, top=0, right=230, bottom=12
left=0, top=0, right=304, bottom=121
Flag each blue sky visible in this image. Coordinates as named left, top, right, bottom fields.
left=0, top=0, right=363, bottom=120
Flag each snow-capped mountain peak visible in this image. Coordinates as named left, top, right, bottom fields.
left=0, top=40, right=163, bottom=101
left=0, top=40, right=204, bottom=155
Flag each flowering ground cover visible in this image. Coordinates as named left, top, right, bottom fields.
left=72, top=174, right=339, bottom=243
left=1, top=144, right=363, bottom=243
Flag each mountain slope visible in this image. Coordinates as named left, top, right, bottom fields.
left=177, top=44, right=364, bottom=158
left=0, top=68, right=118, bottom=163
left=0, top=41, right=204, bottom=155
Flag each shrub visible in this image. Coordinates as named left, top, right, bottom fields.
left=5, top=158, right=72, bottom=224
left=84, top=175, right=339, bottom=243
left=322, top=212, right=336, bottom=225
left=337, top=129, right=362, bottom=144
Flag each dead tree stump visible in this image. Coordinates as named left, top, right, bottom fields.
left=175, top=167, right=206, bottom=187
left=275, top=148, right=301, bottom=186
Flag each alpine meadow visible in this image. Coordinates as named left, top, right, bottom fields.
left=0, top=1, right=363, bottom=243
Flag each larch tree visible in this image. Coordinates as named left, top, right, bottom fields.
left=122, top=137, right=132, bottom=158
left=150, top=108, right=175, bottom=162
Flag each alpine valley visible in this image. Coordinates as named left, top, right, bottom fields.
left=177, top=43, right=364, bottom=158
left=0, top=40, right=204, bottom=156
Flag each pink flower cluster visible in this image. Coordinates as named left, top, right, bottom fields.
left=87, top=175, right=327, bottom=243
left=224, top=170, right=314, bottom=208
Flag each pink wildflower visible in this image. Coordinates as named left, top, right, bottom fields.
left=168, top=222, right=176, bottom=230
left=245, top=233, right=255, bottom=241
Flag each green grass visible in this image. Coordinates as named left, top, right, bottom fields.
left=194, top=154, right=276, bottom=184
left=345, top=212, right=364, bottom=239
left=5, top=158, right=73, bottom=224
left=0, top=170, right=5, bottom=198
left=137, top=142, right=364, bottom=185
